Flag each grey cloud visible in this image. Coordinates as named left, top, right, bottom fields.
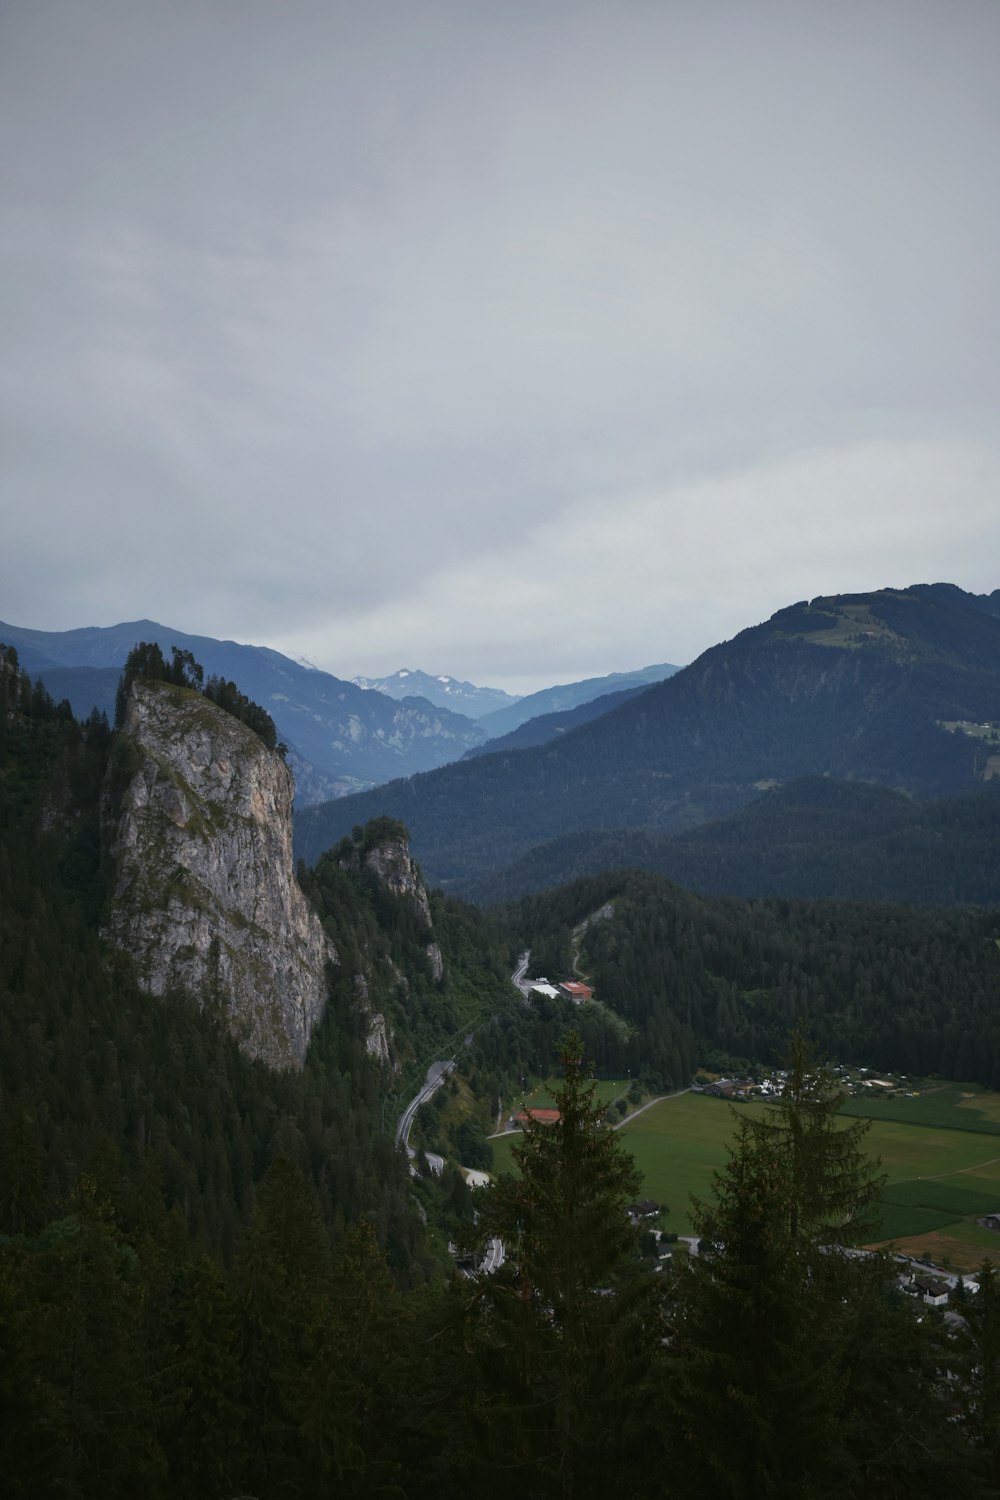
left=2, top=1, right=999, bottom=687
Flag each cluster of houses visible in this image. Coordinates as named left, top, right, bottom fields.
left=893, top=1257, right=980, bottom=1308
left=626, top=1201, right=675, bottom=1268
left=691, top=1064, right=918, bottom=1102
left=527, top=979, right=593, bottom=1004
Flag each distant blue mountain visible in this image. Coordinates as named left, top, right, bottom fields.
left=0, top=619, right=486, bottom=802
left=352, top=667, right=518, bottom=717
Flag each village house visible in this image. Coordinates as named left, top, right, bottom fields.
left=912, top=1273, right=950, bottom=1307
left=528, top=982, right=562, bottom=1001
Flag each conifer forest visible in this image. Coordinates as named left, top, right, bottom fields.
left=3, top=647, right=1000, bottom=1498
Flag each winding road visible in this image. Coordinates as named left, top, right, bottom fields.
left=396, top=1060, right=456, bottom=1155
left=396, top=1057, right=505, bottom=1273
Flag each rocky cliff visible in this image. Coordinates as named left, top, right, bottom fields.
left=361, top=834, right=434, bottom=929
left=105, top=681, right=335, bottom=1068
left=343, top=825, right=444, bottom=985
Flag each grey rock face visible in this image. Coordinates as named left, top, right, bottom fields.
left=105, top=681, right=336, bottom=1068
left=359, top=837, right=444, bottom=989
left=362, top=838, right=434, bottom=930
left=353, top=973, right=391, bottom=1064
left=426, top=942, right=444, bottom=982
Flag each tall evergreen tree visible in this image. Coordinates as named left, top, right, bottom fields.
left=668, top=1115, right=844, bottom=1497
left=954, top=1260, right=1000, bottom=1495
left=0, top=1095, right=47, bottom=1236
left=745, top=1029, right=885, bottom=1246
left=459, top=1033, right=665, bottom=1499
left=665, top=1037, right=951, bottom=1499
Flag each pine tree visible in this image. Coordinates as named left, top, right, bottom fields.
left=0, top=1095, right=47, bottom=1236
left=231, top=1155, right=331, bottom=1492
left=165, top=1251, right=243, bottom=1499
left=954, top=1260, right=1000, bottom=1495
left=460, top=1032, right=665, bottom=1499
left=746, top=1029, right=885, bottom=1246
left=667, top=1035, right=905, bottom=1499
left=669, top=1116, right=846, bottom=1498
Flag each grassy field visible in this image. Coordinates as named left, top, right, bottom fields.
left=487, top=1083, right=1000, bottom=1271
left=502, top=1077, right=631, bottom=1115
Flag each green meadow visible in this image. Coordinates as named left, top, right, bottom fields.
left=487, top=1082, right=1000, bottom=1271
left=507, top=1077, right=629, bottom=1114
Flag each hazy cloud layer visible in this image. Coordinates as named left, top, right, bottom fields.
left=3, top=1, right=998, bottom=691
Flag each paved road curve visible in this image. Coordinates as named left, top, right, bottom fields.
left=512, top=950, right=532, bottom=998
left=396, top=1059, right=507, bottom=1274
left=396, top=1060, right=456, bottom=1152
left=481, top=1237, right=505, bottom=1273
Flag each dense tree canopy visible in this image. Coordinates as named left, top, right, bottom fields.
left=4, top=648, right=1000, bottom=1496
left=500, top=868, right=1000, bottom=1087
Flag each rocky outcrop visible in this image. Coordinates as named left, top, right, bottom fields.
left=351, top=830, right=445, bottom=983
left=361, top=835, right=434, bottom=931
left=105, top=681, right=335, bottom=1068
left=354, top=973, right=391, bottom=1064
left=426, top=942, right=444, bottom=982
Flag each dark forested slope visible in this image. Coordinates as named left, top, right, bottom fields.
left=7, top=642, right=1000, bottom=1498
left=461, top=682, right=649, bottom=758
left=468, top=777, right=1000, bottom=905
left=500, top=867, right=1000, bottom=1090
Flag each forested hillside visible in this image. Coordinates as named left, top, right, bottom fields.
left=470, top=777, right=1000, bottom=904
left=462, top=682, right=648, bottom=758
left=501, top=869, right=1000, bottom=1088
left=0, top=647, right=422, bottom=1261
left=5, top=642, right=1000, bottom=1495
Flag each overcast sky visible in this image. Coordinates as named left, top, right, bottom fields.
left=3, top=0, right=998, bottom=693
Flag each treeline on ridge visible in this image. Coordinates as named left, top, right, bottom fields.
left=114, top=639, right=284, bottom=753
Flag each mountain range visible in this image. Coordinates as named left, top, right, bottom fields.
left=0, top=619, right=495, bottom=802
left=9, top=596, right=1000, bottom=1497
left=294, top=583, right=1000, bottom=893
left=0, top=617, right=678, bottom=807
left=351, top=667, right=518, bottom=716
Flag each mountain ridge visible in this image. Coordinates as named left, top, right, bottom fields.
left=294, top=583, right=1000, bottom=890
left=352, top=666, right=518, bottom=717
left=474, top=660, right=681, bottom=738
left=0, top=617, right=488, bottom=802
